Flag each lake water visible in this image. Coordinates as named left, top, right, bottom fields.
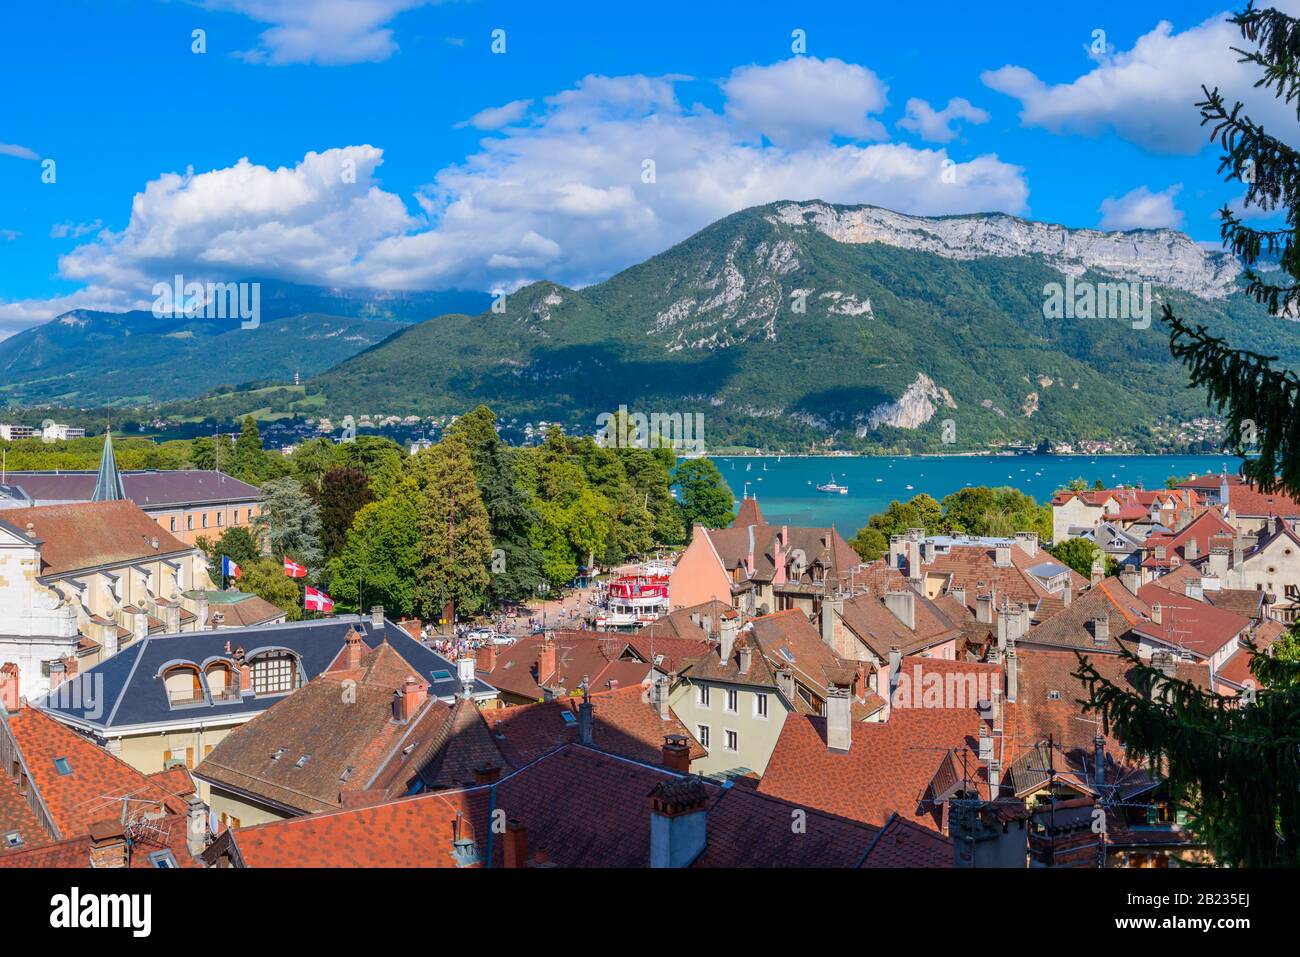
left=710, top=454, right=1243, bottom=530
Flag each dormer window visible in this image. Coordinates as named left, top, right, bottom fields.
left=250, top=653, right=298, bottom=695
left=3, top=831, right=22, bottom=849
left=163, top=665, right=204, bottom=706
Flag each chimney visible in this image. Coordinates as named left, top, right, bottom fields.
left=473, top=763, right=501, bottom=785
left=1005, top=648, right=1018, bottom=703
left=342, top=629, right=365, bottom=670
left=653, top=673, right=671, bottom=720
left=211, top=611, right=225, bottom=630
left=1209, top=546, right=1230, bottom=579
left=1014, top=532, right=1038, bottom=558
left=745, top=525, right=755, bottom=577
left=131, top=606, right=147, bottom=645
left=736, top=642, right=752, bottom=674
left=238, top=660, right=252, bottom=695
left=475, top=643, right=498, bottom=674
left=906, top=539, right=923, bottom=581
left=1120, top=567, right=1140, bottom=596
left=1093, top=734, right=1107, bottom=788
left=457, top=654, right=476, bottom=700
left=951, top=585, right=966, bottom=607
left=976, top=591, right=994, bottom=624
left=662, top=732, right=691, bottom=773
left=771, top=530, right=786, bottom=586
left=995, top=543, right=1012, bottom=567
left=88, top=820, right=130, bottom=868
left=720, top=622, right=738, bottom=666
left=1091, top=615, right=1110, bottom=647
left=1150, top=603, right=1162, bottom=626
left=820, top=596, right=842, bottom=648
left=0, top=663, right=20, bottom=713
left=370, top=605, right=385, bottom=628
left=393, top=677, right=428, bottom=721
left=1185, top=537, right=1199, bottom=561
left=889, top=535, right=906, bottom=570
left=719, top=614, right=739, bottom=660
left=399, top=618, right=422, bottom=639
left=775, top=667, right=795, bottom=704
left=648, top=778, right=709, bottom=868
left=1233, top=535, right=1244, bottom=569
left=48, top=658, right=68, bottom=693
left=102, top=617, right=120, bottom=658
left=186, top=794, right=209, bottom=857
left=1268, top=514, right=1278, bottom=537
left=504, top=819, right=529, bottom=868
left=1091, top=556, right=1104, bottom=585
left=884, top=590, right=916, bottom=630
left=825, top=685, right=852, bottom=753
left=578, top=692, right=594, bottom=745
left=1062, top=581, right=1072, bottom=607
left=535, top=637, right=557, bottom=686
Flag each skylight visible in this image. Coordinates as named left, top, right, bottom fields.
left=53, top=757, right=71, bottom=776
left=561, top=712, right=578, bottom=726
left=148, top=850, right=178, bottom=868
left=430, top=669, right=452, bottom=681
left=778, top=647, right=795, bottom=663
left=3, top=831, right=22, bottom=848
left=295, top=754, right=310, bottom=768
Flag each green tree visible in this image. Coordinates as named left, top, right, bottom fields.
left=197, top=526, right=262, bottom=582
left=448, top=406, right=544, bottom=601
left=191, top=433, right=235, bottom=472
left=232, top=415, right=266, bottom=483
left=290, top=437, right=341, bottom=492
left=325, top=480, right=423, bottom=616
left=410, top=432, right=494, bottom=620
left=317, top=467, right=374, bottom=560
left=339, top=435, right=406, bottom=498
left=850, top=526, right=888, bottom=562
left=674, top=458, right=735, bottom=531
left=1047, top=537, right=1103, bottom=578
left=239, top=557, right=305, bottom=622
left=254, top=477, right=324, bottom=577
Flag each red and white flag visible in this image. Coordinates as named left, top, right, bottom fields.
left=283, top=556, right=307, bottom=579
left=304, top=587, right=334, bottom=613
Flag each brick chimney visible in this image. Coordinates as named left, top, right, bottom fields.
left=825, top=685, right=852, bottom=753
left=393, top=677, right=428, bottom=721
left=476, top=643, right=498, bottom=674
left=535, top=637, right=557, bottom=686
left=648, top=778, right=709, bottom=868
left=504, top=819, right=529, bottom=868
left=473, top=763, right=501, bottom=785
left=399, top=618, right=422, bottom=639
left=88, top=820, right=130, bottom=868
left=342, top=628, right=365, bottom=671
left=0, top=663, right=20, bottom=713
left=662, top=733, right=691, bottom=772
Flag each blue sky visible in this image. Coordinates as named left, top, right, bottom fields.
left=0, top=0, right=1290, bottom=335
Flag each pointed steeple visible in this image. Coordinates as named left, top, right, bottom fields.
left=92, top=427, right=126, bottom=502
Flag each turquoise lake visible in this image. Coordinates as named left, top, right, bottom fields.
left=710, top=454, right=1244, bottom=530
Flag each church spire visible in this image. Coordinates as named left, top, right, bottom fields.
left=92, top=427, right=126, bottom=502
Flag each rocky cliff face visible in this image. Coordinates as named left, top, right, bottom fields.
left=768, top=202, right=1241, bottom=300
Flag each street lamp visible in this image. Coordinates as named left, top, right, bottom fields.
left=536, top=581, right=550, bottom=633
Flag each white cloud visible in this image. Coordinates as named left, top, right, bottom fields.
left=207, top=0, right=433, bottom=65
left=982, top=9, right=1300, bottom=154
left=0, top=60, right=1030, bottom=335
left=458, top=99, right=533, bottom=131
left=723, top=57, right=889, bottom=146
left=0, top=230, right=20, bottom=241
left=50, top=220, right=104, bottom=240
left=1099, top=184, right=1185, bottom=230
left=0, top=141, right=39, bottom=160
left=897, top=97, right=990, bottom=143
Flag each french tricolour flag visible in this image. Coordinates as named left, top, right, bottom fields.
left=304, top=586, right=334, bottom=613
left=283, top=556, right=307, bottom=579
left=221, top=556, right=241, bottom=579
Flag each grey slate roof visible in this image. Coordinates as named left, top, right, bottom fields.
left=1, top=470, right=262, bottom=508
left=37, top=616, right=495, bottom=732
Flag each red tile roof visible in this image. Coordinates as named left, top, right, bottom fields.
left=3, top=500, right=194, bottom=576
left=1133, top=583, right=1251, bottom=659
left=478, top=632, right=650, bottom=701
left=860, top=814, right=954, bottom=867
left=1, top=706, right=192, bottom=841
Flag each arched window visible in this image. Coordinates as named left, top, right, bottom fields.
left=204, top=661, right=235, bottom=700
left=249, top=652, right=299, bottom=696
left=163, top=665, right=203, bottom=706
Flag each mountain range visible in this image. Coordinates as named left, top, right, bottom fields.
left=4, top=202, right=1295, bottom=452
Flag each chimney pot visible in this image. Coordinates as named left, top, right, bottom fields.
left=504, top=819, right=529, bottom=869
left=662, top=733, right=691, bottom=773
